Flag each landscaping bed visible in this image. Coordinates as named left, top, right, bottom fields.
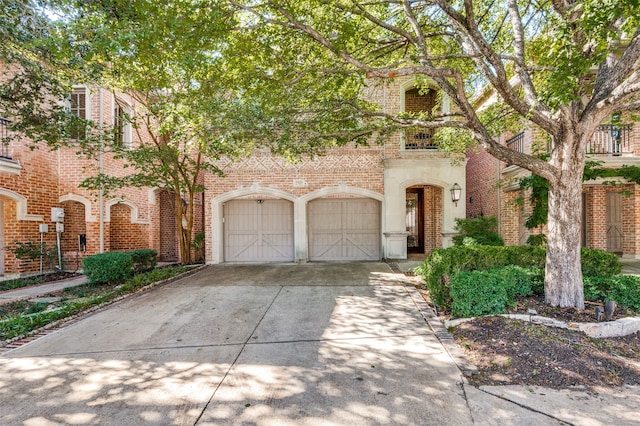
left=415, top=246, right=640, bottom=389
left=0, top=271, right=80, bottom=292
left=0, top=265, right=193, bottom=343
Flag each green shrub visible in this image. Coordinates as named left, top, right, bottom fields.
left=450, top=271, right=511, bottom=317
left=128, top=249, right=157, bottom=273
left=417, top=246, right=619, bottom=313
left=526, top=233, right=547, bottom=246
left=495, top=265, right=543, bottom=297
left=448, top=266, right=541, bottom=318
left=452, top=216, right=504, bottom=246
left=82, top=252, right=133, bottom=284
left=416, top=246, right=546, bottom=312
left=583, top=275, right=640, bottom=311
left=580, top=249, right=622, bottom=277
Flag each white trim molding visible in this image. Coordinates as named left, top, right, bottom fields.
left=105, top=198, right=150, bottom=224
left=59, top=193, right=98, bottom=222
left=0, top=188, right=44, bottom=221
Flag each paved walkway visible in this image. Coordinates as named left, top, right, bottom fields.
left=0, top=263, right=638, bottom=425
left=0, top=275, right=87, bottom=305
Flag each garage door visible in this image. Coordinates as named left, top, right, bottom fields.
left=308, top=198, right=381, bottom=261
left=224, top=199, right=294, bottom=262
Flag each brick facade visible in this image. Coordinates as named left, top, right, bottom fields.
left=467, top=116, right=640, bottom=257
left=0, top=70, right=163, bottom=276
left=2, top=69, right=467, bottom=272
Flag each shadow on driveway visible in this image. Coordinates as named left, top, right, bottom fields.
left=0, top=263, right=472, bottom=425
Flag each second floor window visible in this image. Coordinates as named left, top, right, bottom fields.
left=69, top=87, right=88, bottom=141
left=113, top=100, right=132, bottom=149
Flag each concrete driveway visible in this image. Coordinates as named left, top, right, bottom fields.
left=0, top=263, right=490, bottom=425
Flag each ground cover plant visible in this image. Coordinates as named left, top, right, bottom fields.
left=0, top=265, right=188, bottom=342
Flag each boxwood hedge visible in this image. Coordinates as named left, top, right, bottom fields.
left=417, top=246, right=621, bottom=314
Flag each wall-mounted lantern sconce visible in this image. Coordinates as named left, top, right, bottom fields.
left=450, top=183, right=462, bottom=207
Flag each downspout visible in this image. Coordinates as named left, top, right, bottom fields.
left=496, top=157, right=502, bottom=236
left=99, top=88, right=105, bottom=253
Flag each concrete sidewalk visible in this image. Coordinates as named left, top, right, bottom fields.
left=0, top=275, right=87, bottom=305
left=0, top=263, right=637, bottom=425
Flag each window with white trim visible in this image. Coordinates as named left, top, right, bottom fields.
left=113, top=100, right=132, bottom=149
left=69, top=87, right=89, bottom=141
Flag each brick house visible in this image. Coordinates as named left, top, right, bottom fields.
left=0, top=77, right=195, bottom=277
left=466, top=114, right=640, bottom=257
left=204, top=77, right=466, bottom=263
left=2, top=72, right=464, bottom=275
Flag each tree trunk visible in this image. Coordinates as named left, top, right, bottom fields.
left=544, top=141, right=585, bottom=309
left=174, top=191, right=193, bottom=265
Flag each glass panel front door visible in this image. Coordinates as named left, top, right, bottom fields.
left=406, top=189, right=423, bottom=253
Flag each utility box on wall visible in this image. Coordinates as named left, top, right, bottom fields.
left=51, top=207, right=65, bottom=222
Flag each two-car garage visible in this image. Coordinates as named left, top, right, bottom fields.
left=223, top=198, right=381, bottom=262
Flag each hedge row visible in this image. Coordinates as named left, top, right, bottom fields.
left=450, top=265, right=542, bottom=318
left=417, top=246, right=621, bottom=314
left=82, top=249, right=158, bottom=284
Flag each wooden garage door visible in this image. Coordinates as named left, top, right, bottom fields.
left=308, top=198, right=380, bottom=261
left=224, top=199, right=294, bottom=262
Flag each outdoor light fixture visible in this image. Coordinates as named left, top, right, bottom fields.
left=450, top=183, right=462, bottom=206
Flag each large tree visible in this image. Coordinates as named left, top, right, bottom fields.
left=228, top=0, right=640, bottom=308
left=45, top=0, right=252, bottom=264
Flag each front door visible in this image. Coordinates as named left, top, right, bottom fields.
left=606, top=192, right=623, bottom=253
left=406, top=188, right=424, bottom=254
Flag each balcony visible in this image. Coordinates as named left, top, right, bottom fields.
left=404, top=129, right=438, bottom=150
left=506, top=125, right=633, bottom=156
left=506, top=132, right=525, bottom=153
left=587, top=124, right=631, bottom=155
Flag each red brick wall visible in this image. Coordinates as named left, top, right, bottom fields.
left=109, top=203, right=148, bottom=251
left=159, top=190, right=178, bottom=262
left=466, top=146, right=499, bottom=218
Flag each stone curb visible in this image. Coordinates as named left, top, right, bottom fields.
left=445, top=313, right=640, bottom=338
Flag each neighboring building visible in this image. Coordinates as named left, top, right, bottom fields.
left=466, top=114, right=640, bottom=257
left=204, top=77, right=466, bottom=264
left=0, top=75, right=195, bottom=277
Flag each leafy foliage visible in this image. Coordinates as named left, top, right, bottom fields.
left=583, top=276, right=640, bottom=311
left=450, top=265, right=541, bottom=318
left=580, top=249, right=622, bottom=277
left=128, top=249, right=158, bottom=274
left=518, top=162, right=640, bottom=232
left=82, top=252, right=133, bottom=285
left=6, top=240, right=59, bottom=270
left=418, top=246, right=620, bottom=313
left=450, top=271, right=512, bottom=318
left=452, top=216, right=504, bottom=246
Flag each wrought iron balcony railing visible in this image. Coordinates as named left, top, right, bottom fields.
left=506, top=132, right=525, bottom=153
left=507, top=125, right=632, bottom=156
left=587, top=124, right=631, bottom=155
left=404, top=129, right=438, bottom=150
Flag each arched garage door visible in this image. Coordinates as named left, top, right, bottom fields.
left=308, top=198, right=381, bottom=261
left=224, top=199, right=294, bottom=262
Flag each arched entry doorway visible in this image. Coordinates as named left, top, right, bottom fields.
left=60, top=200, right=87, bottom=270
left=406, top=185, right=442, bottom=256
